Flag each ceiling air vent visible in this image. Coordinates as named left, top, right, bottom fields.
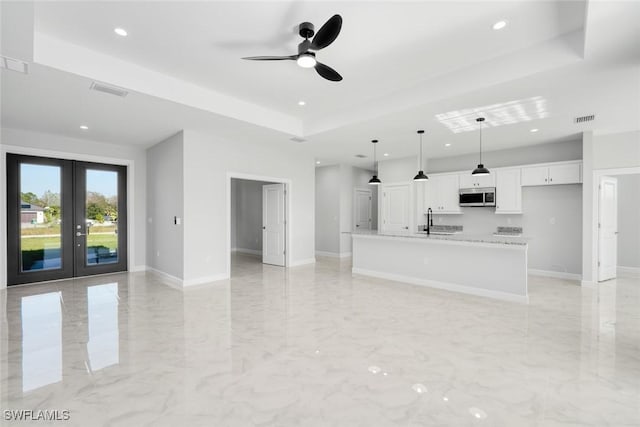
left=89, top=81, right=128, bottom=98
left=290, top=136, right=306, bottom=143
left=1, top=56, right=28, bottom=74
left=355, top=154, right=367, bottom=158
left=575, top=114, right=595, bottom=124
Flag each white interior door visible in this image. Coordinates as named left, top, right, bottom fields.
left=354, top=189, right=372, bottom=230
left=598, top=177, right=618, bottom=281
left=382, top=184, right=410, bottom=232
left=262, top=183, right=285, bottom=266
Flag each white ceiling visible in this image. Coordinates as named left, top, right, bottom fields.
left=2, top=1, right=639, bottom=167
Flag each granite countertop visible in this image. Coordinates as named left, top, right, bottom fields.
left=346, top=229, right=529, bottom=246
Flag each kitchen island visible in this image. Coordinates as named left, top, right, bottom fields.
left=350, top=230, right=528, bottom=303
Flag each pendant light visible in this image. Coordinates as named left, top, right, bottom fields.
left=413, top=130, right=428, bottom=181
left=368, top=139, right=381, bottom=185
left=472, top=117, right=490, bottom=176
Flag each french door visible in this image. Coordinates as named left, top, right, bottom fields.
left=6, top=154, right=127, bottom=285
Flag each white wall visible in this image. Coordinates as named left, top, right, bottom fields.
left=583, top=130, right=640, bottom=283
left=232, top=179, right=271, bottom=253
left=146, top=131, right=184, bottom=279
left=315, top=164, right=376, bottom=256
left=617, top=174, right=640, bottom=269
left=315, top=165, right=340, bottom=254
left=182, top=130, right=315, bottom=284
left=0, top=127, right=147, bottom=287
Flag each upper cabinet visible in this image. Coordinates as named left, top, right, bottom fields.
left=495, top=168, right=522, bottom=214
left=459, top=172, right=496, bottom=189
left=424, top=174, right=461, bottom=214
left=521, top=162, right=582, bottom=186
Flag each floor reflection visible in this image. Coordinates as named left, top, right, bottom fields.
left=87, top=283, right=119, bottom=372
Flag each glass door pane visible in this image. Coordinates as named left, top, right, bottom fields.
left=85, top=170, right=119, bottom=265
left=19, top=164, right=63, bottom=272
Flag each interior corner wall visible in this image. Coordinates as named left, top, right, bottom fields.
left=340, top=165, right=376, bottom=254
left=0, top=127, right=148, bottom=288
left=230, top=179, right=238, bottom=250
left=146, top=131, right=184, bottom=279
left=617, top=174, right=640, bottom=269
left=182, top=130, right=315, bottom=283
left=315, top=165, right=340, bottom=254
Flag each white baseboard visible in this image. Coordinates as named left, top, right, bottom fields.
left=183, top=273, right=229, bottom=287
left=528, top=269, right=581, bottom=281
left=233, top=248, right=262, bottom=256
left=315, top=251, right=352, bottom=259
left=618, top=266, right=640, bottom=278
left=146, top=267, right=229, bottom=288
left=130, top=265, right=147, bottom=273
left=146, top=267, right=183, bottom=288
left=581, top=280, right=595, bottom=287
left=352, top=267, right=528, bottom=304
left=290, top=258, right=316, bottom=267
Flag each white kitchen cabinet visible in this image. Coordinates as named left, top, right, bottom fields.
left=521, top=162, right=582, bottom=186
left=424, top=174, right=461, bottom=214
left=549, top=163, right=582, bottom=184
left=495, top=168, right=522, bottom=214
left=459, top=172, right=496, bottom=189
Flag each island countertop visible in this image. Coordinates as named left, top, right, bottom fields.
left=346, top=229, right=529, bottom=247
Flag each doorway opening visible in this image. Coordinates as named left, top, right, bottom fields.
left=6, top=154, right=128, bottom=285
left=596, top=170, right=640, bottom=282
left=228, top=176, right=289, bottom=278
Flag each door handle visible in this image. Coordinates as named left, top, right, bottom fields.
left=356, top=224, right=360, bottom=227
left=76, top=232, right=86, bottom=237
left=262, top=226, right=266, bottom=230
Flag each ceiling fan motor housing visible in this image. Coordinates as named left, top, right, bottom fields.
left=299, top=22, right=315, bottom=39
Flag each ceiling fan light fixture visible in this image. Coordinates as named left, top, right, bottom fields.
left=297, top=53, right=317, bottom=68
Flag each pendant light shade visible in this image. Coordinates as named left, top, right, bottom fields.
left=472, top=117, right=490, bottom=176
left=368, top=139, right=381, bottom=185
left=413, top=129, right=429, bottom=181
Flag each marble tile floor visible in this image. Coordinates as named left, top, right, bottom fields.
left=1, top=253, right=639, bottom=426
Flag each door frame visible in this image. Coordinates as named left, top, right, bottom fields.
left=226, top=172, right=292, bottom=277
left=353, top=187, right=372, bottom=230
left=1, top=145, right=137, bottom=289
left=590, top=166, right=640, bottom=285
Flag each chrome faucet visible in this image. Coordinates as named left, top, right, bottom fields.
left=426, top=208, right=433, bottom=235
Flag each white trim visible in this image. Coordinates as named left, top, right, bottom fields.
left=618, top=266, right=640, bottom=278
left=146, top=267, right=183, bottom=288
left=289, top=258, right=316, bottom=267
left=226, top=172, right=292, bottom=277
left=0, top=144, right=137, bottom=289
left=528, top=269, right=581, bottom=281
left=352, top=267, right=528, bottom=304
left=581, top=280, right=596, bottom=287
left=183, top=274, right=229, bottom=287
left=233, top=248, right=262, bottom=256
left=130, top=265, right=147, bottom=273
left=315, top=251, right=352, bottom=258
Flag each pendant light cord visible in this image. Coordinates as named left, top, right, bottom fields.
left=478, top=119, right=483, bottom=165
left=373, top=142, right=377, bottom=174
left=419, top=133, right=423, bottom=170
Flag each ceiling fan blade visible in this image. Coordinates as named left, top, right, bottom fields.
left=311, top=14, right=342, bottom=50
left=242, top=55, right=297, bottom=61
left=315, top=62, right=342, bottom=81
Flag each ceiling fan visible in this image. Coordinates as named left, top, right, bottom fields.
left=242, top=14, right=343, bottom=82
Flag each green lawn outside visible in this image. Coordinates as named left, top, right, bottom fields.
left=21, top=234, right=118, bottom=251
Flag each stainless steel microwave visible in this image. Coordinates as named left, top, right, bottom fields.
left=459, top=187, right=496, bottom=207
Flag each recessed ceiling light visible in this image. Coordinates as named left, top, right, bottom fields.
left=493, top=20, right=507, bottom=30
left=298, top=101, right=306, bottom=106
left=530, top=128, right=539, bottom=133
left=445, top=143, right=451, bottom=147
left=383, top=153, right=389, bottom=157
left=315, top=161, right=321, bottom=165
left=114, top=28, right=128, bottom=37
left=80, top=125, right=89, bottom=130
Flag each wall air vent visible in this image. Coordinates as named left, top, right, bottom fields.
left=89, top=81, right=128, bottom=97
left=355, top=154, right=367, bottom=158
left=290, top=136, right=307, bottom=143
left=575, top=114, right=595, bottom=124
left=1, top=56, right=29, bottom=74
